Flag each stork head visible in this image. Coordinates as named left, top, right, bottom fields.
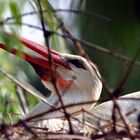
left=0, top=34, right=102, bottom=113
left=31, top=53, right=102, bottom=111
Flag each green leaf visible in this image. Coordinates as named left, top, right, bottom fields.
left=0, top=1, right=6, bottom=19
left=0, top=31, right=23, bottom=53
left=0, top=67, right=51, bottom=105
left=32, top=0, right=70, bottom=53
left=9, top=1, right=22, bottom=26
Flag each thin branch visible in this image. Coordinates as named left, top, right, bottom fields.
left=36, top=0, right=74, bottom=133
left=45, top=133, right=91, bottom=140
left=115, top=102, right=135, bottom=139
left=3, top=9, right=112, bottom=23
left=113, top=48, right=140, bottom=97
left=15, top=85, right=29, bottom=116
left=18, top=120, right=38, bottom=137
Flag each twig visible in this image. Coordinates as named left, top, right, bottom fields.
left=15, top=85, right=29, bottom=116
left=112, top=102, right=118, bottom=132
left=36, top=0, right=74, bottom=134
left=113, top=48, right=140, bottom=97
left=18, top=120, right=38, bottom=137
left=115, top=102, right=135, bottom=139
left=2, top=94, right=11, bottom=124
left=45, top=133, right=91, bottom=140
left=0, top=124, right=11, bottom=140
left=3, top=9, right=112, bottom=23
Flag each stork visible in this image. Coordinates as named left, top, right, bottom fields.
left=0, top=34, right=102, bottom=131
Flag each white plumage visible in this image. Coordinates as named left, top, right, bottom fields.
left=25, top=54, right=102, bottom=132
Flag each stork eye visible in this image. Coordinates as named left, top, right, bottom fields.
left=68, top=59, right=85, bottom=70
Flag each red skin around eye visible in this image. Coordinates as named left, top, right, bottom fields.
left=56, top=77, right=71, bottom=91
left=42, top=73, right=71, bottom=91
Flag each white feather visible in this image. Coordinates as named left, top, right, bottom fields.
left=25, top=54, right=102, bottom=132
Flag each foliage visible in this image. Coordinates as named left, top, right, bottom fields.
left=75, top=0, right=140, bottom=98
left=0, top=1, right=140, bottom=139
left=0, top=0, right=70, bottom=123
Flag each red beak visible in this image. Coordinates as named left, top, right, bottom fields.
left=0, top=34, right=69, bottom=80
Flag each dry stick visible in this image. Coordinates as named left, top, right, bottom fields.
left=61, top=26, right=87, bottom=58
left=87, top=108, right=138, bottom=137
left=82, top=109, right=86, bottom=133
left=45, top=134, right=91, bottom=140
left=7, top=113, right=13, bottom=125
left=110, top=97, right=135, bottom=139
left=2, top=95, right=11, bottom=124
left=115, top=103, right=135, bottom=139
left=113, top=48, right=140, bottom=97
left=91, top=130, right=136, bottom=139
left=80, top=109, right=106, bottom=134
left=0, top=124, right=11, bottom=140
left=36, top=0, right=74, bottom=134
left=18, top=120, right=38, bottom=137
left=82, top=109, right=112, bottom=134
left=50, top=76, right=77, bottom=116
left=15, top=85, right=29, bottom=116
left=39, top=0, right=64, bottom=27
left=112, top=101, right=118, bottom=133
left=1, top=96, right=11, bottom=140
left=118, top=97, right=140, bottom=101
left=28, top=0, right=37, bottom=13
left=28, top=126, right=49, bottom=131
left=101, top=108, right=138, bottom=130
left=54, top=9, right=112, bottom=22
left=3, top=9, right=112, bottom=23
left=82, top=109, right=108, bottom=123
left=110, top=50, right=140, bottom=138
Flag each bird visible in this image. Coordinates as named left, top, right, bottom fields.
left=0, top=33, right=102, bottom=132
left=89, top=91, right=140, bottom=129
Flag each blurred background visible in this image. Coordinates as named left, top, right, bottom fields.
left=0, top=0, right=140, bottom=123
